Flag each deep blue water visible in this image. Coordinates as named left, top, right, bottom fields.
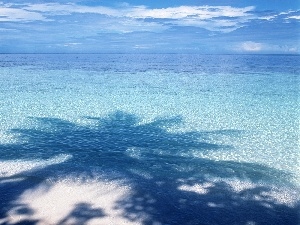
left=0, top=54, right=299, bottom=225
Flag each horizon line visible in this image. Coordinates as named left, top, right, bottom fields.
left=0, top=52, right=299, bottom=56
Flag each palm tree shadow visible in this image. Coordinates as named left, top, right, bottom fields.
left=0, top=111, right=299, bottom=225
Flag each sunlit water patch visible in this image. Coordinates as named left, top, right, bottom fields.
left=0, top=154, right=72, bottom=178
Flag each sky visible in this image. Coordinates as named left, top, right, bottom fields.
left=0, top=0, right=299, bottom=53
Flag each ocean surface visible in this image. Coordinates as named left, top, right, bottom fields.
left=0, top=54, right=299, bottom=225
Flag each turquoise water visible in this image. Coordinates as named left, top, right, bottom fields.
left=0, top=54, right=299, bottom=224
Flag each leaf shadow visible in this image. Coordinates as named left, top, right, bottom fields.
left=57, top=203, right=105, bottom=225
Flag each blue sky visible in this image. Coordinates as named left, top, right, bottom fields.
left=0, top=0, right=299, bottom=53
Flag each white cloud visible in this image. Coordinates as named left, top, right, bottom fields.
left=126, top=5, right=255, bottom=20
left=24, top=3, right=119, bottom=16
left=287, top=15, right=300, bottom=20
left=62, top=42, right=81, bottom=47
left=2, top=3, right=297, bottom=34
left=258, top=10, right=300, bottom=21
left=241, top=41, right=263, bottom=51
left=0, top=5, right=47, bottom=21
left=96, top=18, right=167, bottom=33
left=279, top=10, right=298, bottom=15
left=22, top=3, right=255, bottom=20
left=0, top=28, right=18, bottom=32
left=287, top=47, right=298, bottom=53
left=173, top=18, right=244, bottom=33
left=259, top=15, right=277, bottom=21
left=267, top=45, right=299, bottom=53
left=0, top=3, right=256, bottom=33
left=133, top=44, right=151, bottom=49
left=235, top=42, right=299, bottom=53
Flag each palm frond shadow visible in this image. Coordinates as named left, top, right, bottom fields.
left=0, top=111, right=298, bottom=225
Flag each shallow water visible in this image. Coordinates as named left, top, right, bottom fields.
left=0, top=54, right=299, bottom=225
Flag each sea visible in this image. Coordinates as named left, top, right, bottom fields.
left=0, top=54, right=299, bottom=225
